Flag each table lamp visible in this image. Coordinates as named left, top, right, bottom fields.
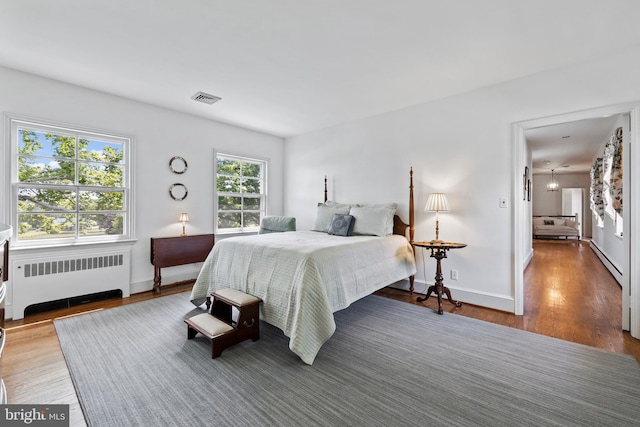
left=179, top=212, right=190, bottom=236
left=424, top=193, right=449, bottom=243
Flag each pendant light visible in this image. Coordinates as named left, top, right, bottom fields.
left=546, top=169, right=559, bottom=192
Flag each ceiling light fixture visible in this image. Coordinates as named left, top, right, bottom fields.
left=546, top=169, right=559, bottom=192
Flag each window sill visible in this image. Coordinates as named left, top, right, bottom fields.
left=215, top=231, right=258, bottom=240
left=11, top=239, right=138, bottom=253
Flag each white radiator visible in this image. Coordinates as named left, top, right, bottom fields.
left=11, top=247, right=131, bottom=320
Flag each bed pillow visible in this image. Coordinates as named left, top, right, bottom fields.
left=324, top=200, right=351, bottom=210
left=349, top=203, right=397, bottom=236
left=327, top=214, right=355, bottom=236
left=553, top=219, right=566, bottom=226
left=312, top=204, right=351, bottom=232
left=543, top=219, right=555, bottom=225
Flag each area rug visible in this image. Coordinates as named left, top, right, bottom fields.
left=54, top=292, right=640, bottom=427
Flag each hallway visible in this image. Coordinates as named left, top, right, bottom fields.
left=524, top=239, right=628, bottom=352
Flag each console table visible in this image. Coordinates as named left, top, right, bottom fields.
left=413, top=241, right=466, bottom=314
left=150, top=234, right=214, bottom=292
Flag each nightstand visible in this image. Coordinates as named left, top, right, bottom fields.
left=413, top=241, right=466, bottom=314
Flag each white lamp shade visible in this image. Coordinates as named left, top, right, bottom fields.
left=424, top=193, right=450, bottom=212
left=178, top=213, right=190, bottom=222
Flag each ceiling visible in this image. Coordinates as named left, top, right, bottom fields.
left=525, top=115, right=621, bottom=175
left=1, top=1, right=640, bottom=138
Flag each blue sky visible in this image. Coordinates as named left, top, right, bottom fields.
left=19, top=130, right=121, bottom=159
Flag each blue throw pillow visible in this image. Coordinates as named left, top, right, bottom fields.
left=328, top=214, right=355, bottom=236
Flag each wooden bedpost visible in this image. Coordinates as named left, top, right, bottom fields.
left=409, top=167, right=414, bottom=245
left=324, top=175, right=328, bottom=203
left=409, top=167, right=415, bottom=294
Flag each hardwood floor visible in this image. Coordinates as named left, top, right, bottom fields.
left=377, top=239, right=640, bottom=361
left=2, top=240, right=639, bottom=427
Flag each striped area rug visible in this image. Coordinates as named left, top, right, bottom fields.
left=55, top=292, right=640, bottom=426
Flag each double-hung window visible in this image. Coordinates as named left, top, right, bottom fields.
left=215, top=152, right=266, bottom=233
left=9, top=117, right=132, bottom=246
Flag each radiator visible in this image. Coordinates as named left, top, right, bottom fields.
left=11, top=247, right=131, bottom=320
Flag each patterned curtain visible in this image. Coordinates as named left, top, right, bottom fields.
left=590, top=157, right=604, bottom=221
left=602, top=135, right=615, bottom=219
left=610, top=127, right=623, bottom=216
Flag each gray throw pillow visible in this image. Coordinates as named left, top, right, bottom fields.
left=327, top=214, right=355, bottom=236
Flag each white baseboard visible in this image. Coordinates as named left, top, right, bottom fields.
left=130, top=269, right=200, bottom=295
left=589, top=241, right=622, bottom=285
left=524, top=247, right=534, bottom=268
left=388, top=279, right=515, bottom=313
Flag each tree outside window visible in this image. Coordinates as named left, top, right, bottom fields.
left=216, top=153, right=266, bottom=232
left=12, top=119, right=131, bottom=244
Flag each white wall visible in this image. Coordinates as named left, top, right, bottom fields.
left=284, top=46, right=640, bottom=313
left=0, top=66, right=285, bottom=297
left=531, top=172, right=592, bottom=237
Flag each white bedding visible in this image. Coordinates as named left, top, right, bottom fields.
left=190, top=230, right=416, bottom=364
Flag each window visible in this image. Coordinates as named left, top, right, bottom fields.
left=9, top=117, right=132, bottom=245
left=215, top=152, right=266, bottom=233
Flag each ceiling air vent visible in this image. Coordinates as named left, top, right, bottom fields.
left=191, top=91, right=222, bottom=105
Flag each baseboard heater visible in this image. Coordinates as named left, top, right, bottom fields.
left=589, top=241, right=622, bottom=285
left=11, top=247, right=131, bottom=320
left=24, top=289, right=123, bottom=317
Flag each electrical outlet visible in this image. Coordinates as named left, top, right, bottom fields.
left=450, top=269, right=458, bottom=280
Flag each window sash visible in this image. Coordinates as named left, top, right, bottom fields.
left=10, top=117, right=132, bottom=245
left=215, top=153, right=266, bottom=233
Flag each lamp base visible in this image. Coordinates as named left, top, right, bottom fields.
left=429, top=239, right=445, bottom=244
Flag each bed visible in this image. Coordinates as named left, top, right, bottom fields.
left=190, top=169, right=417, bottom=364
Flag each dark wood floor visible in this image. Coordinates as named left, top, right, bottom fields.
left=2, top=239, right=639, bottom=427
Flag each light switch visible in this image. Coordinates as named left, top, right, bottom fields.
left=499, top=197, right=508, bottom=208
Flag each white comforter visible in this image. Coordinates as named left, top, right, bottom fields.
left=190, top=230, right=416, bottom=364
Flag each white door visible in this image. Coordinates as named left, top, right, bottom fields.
left=561, top=188, right=583, bottom=238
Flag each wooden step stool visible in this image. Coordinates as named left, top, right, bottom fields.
left=185, top=288, right=262, bottom=358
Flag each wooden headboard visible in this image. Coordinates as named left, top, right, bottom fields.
left=322, top=168, right=415, bottom=292
left=322, top=168, right=415, bottom=242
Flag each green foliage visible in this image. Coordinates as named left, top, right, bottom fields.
left=216, top=157, right=263, bottom=229
left=17, top=129, right=125, bottom=240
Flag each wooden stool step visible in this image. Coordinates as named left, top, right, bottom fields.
left=186, top=289, right=262, bottom=359
left=213, top=288, right=261, bottom=306
left=185, top=313, right=236, bottom=358
left=211, top=289, right=262, bottom=344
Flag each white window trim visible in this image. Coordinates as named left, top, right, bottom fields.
left=214, top=150, right=268, bottom=234
left=5, top=114, right=135, bottom=248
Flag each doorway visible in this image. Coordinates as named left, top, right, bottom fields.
left=513, top=103, right=639, bottom=337
left=562, top=188, right=583, bottom=238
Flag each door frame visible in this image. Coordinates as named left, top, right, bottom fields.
left=512, top=102, right=639, bottom=336
left=561, top=188, right=584, bottom=238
